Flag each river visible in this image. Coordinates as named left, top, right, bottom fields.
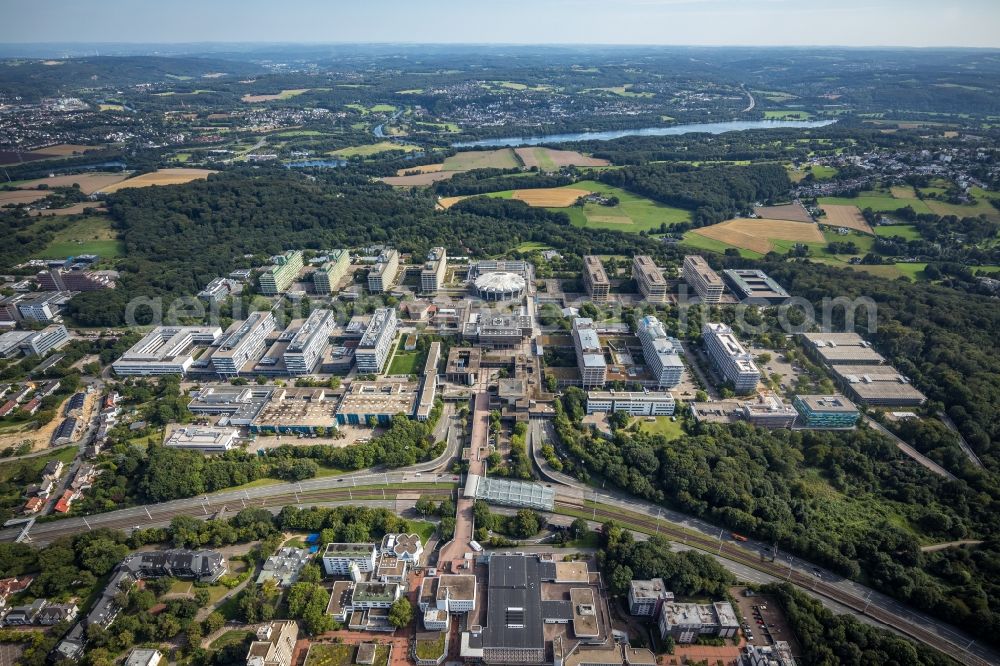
left=452, top=119, right=837, bottom=148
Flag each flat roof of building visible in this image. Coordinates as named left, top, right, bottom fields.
left=800, top=332, right=886, bottom=364
left=323, top=542, right=376, bottom=558
left=437, top=574, right=477, bottom=602
left=831, top=365, right=927, bottom=402
left=794, top=394, right=858, bottom=412
left=723, top=268, right=789, bottom=299
left=337, top=379, right=418, bottom=417
left=583, top=255, right=610, bottom=286
left=634, top=255, right=667, bottom=286
left=252, top=387, right=337, bottom=428
left=684, top=255, right=724, bottom=287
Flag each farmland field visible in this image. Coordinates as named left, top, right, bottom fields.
left=241, top=88, right=310, bottom=103
left=754, top=202, right=813, bottom=223
left=819, top=204, right=874, bottom=234
left=0, top=190, right=50, bottom=206
left=513, top=187, right=591, bottom=207
left=99, top=168, right=216, bottom=193
left=30, top=203, right=107, bottom=217
left=330, top=141, right=419, bottom=158
left=764, top=110, right=813, bottom=120
left=395, top=163, right=443, bottom=176
left=817, top=191, right=933, bottom=215
left=688, top=218, right=824, bottom=254
left=15, top=172, right=129, bottom=195
left=30, top=143, right=100, bottom=156
left=35, top=215, right=124, bottom=258
left=381, top=171, right=455, bottom=187
left=514, top=147, right=609, bottom=171
left=442, top=148, right=520, bottom=171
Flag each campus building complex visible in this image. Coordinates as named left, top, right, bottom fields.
left=21, top=325, right=70, bottom=357
left=658, top=601, right=739, bottom=644
left=312, top=249, right=350, bottom=295
left=582, top=255, right=610, bottom=303
left=586, top=391, right=676, bottom=417
left=723, top=269, right=789, bottom=303
left=702, top=322, right=760, bottom=393
left=792, top=394, right=860, bottom=429
left=368, top=249, right=400, bottom=293
left=636, top=315, right=683, bottom=388
left=321, top=543, right=378, bottom=576
left=421, top=247, right=447, bottom=293
left=164, top=427, right=239, bottom=454
left=112, top=326, right=223, bottom=376
left=37, top=268, right=115, bottom=292
left=258, top=251, right=303, bottom=295
left=572, top=317, right=606, bottom=388
left=283, top=309, right=335, bottom=376
left=211, top=312, right=275, bottom=376
left=356, top=308, right=397, bottom=374
left=682, top=255, right=724, bottom=304
left=633, top=255, right=668, bottom=303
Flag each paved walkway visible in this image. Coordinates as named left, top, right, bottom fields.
left=937, top=411, right=985, bottom=469
left=438, top=391, right=488, bottom=569
left=864, top=417, right=956, bottom=480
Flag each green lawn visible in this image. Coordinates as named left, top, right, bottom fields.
left=415, top=633, right=447, bottom=660
left=209, top=630, right=251, bottom=650
left=764, top=110, right=814, bottom=120
left=406, top=520, right=437, bottom=543
left=787, top=164, right=837, bottom=182
left=638, top=416, right=685, bottom=441
left=36, top=215, right=124, bottom=258
left=541, top=180, right=691, bottom=232
left=387, top=343, right=426, bottom=376
left=305, top=644, right=390, bottom=666
left=515, top=241, right=553, bottom=252
left=330, top=141, right=419, bottom=158
left=370, top=104, right=397, bottom=112
left=0, top=447, right=76, bottom=484
left=894, top=263, right=928, bottom=281
left=874, top=225, right=922, bottom=240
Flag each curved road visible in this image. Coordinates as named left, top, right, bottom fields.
left=528, top=419, right=997, bottom=666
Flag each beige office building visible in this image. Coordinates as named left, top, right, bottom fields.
left=633, top=255, right=668, bottom=303
left=582, top=255, right=610, bottom=303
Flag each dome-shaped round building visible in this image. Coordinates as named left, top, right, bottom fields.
left=474, top=271, right=527, bottom=301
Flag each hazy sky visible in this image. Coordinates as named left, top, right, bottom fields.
left=2, top=0, right=999, bottom=48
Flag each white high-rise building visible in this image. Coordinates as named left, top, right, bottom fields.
left=702, top=322, right=760, bottom=393
left=283, top=309, right=335, bottom=376
left=636, top=315, right=683, bottom=388
left=633, top=255, right=668, bottom=303
left=421, top=247, right=447, bottom=293
left=572, top=318, right=606, bottom=388
left=356, top=308, right=397, bottom=374
left=211, top=312, right=275, bottom=375
left=368, top=249, right=400, bottom=293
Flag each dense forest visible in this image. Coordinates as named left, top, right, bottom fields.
left=553, top=389, right=1000, bottom=647
left=597, top=163, right=791, bottom=228
left=62, top=168, right=669, bottom=325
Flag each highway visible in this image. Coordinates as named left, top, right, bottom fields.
left=528, top=419, right=998, bottom=666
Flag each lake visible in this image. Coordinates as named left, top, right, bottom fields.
left=452, top=119, right=838, bottom=148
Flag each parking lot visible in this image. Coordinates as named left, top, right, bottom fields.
left=729, top=587, right=801, bottom=656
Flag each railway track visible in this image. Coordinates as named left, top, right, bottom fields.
left=561, top=501, right=989, bottom=666
left=26, top=486, right=454, bottom=544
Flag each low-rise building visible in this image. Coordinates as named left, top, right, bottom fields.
left=335, top=378, right=419, bottom=426
left=198, top=277, right=239, bottom=302
left=723, top=269, right=788, bottom=303
left=0, top=331, right=32, bottom=358
left=246, top=620, right=298, bottom=666
left=658, top=600, right=739, bottom=643
left=21, top=324, right=70, bottom=357
left=124, top=649, right=163, bottom=666
left=256, top=547, right=311, bottom=588
left=37, top=602, right=78, bottom=625
left=793, top=394, right=860, bottom=428
left=4, top=599, right=46, bottom=625
left=628, top=578, right=673, bottom=617
left=586, top=391, right=675, bottom=417
left=322, top=542, right=378, bottom=576
left=831, top=365, right=927, bottom=406
left=121, top=549, right=228, bottom=583
left=740, top=391, right=798, bottom=428
left=164, top=427, right=240, bottom=454
left=38, top=268, right=115, bottom=292
left=445, top=347, right=481, bottom=385
left=112, top=326, right=222, bottom=376
left=250, top=387, right=338, bottom=434
left=419, top=574, right=477, bottom=614
left=350, top=582, right=402, bottom=609
left=800, top=332, right=886, bottom=365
